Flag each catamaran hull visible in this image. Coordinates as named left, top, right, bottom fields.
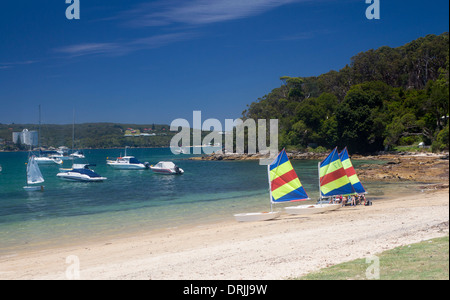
left=234, top=211, right=281, bottom=222
left=284, top=204, right=340, bottom=215
left=23, top=185, right=44, bottom=191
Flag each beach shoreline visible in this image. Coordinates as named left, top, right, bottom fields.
left=0, top=188, right=448, bottom=280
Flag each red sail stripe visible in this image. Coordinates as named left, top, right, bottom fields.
left=320, top=167, right=348, bottom=187
left=271, top=169, right=298, bottom=191
left=344, top=166, right=357, bottom=177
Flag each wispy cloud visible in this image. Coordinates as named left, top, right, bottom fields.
left=121, top=0, right=301, bottom=27
left=55, top=0, right=304, bottom=58
left=55, top=43, right=124, bottom=57
left=55, top=32, right=199, bottom=57
left=0, top=60, right=39, bottom=70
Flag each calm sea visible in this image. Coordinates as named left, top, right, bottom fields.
left=0, top=148, right=425, bottom=255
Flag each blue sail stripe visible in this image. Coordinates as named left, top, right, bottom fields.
left=272, top=186, right=309, bottom=203
left=269, top=149, right=289, bottom=171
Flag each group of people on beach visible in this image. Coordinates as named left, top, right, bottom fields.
left=329, top=194, right=371, bottom=207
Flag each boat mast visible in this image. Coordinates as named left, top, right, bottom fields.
left=267, top=164, right=273, bottom=212
left=318, top=161, right=322, bottom=203
left=38, top=104, right=41, bottom=150
left=72, top=108, right=75, bottom=151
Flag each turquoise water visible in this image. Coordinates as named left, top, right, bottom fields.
left=0, top=148, right=424, bottom=254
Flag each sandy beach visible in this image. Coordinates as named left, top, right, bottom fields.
left=0, top=188, right=448, bottom=280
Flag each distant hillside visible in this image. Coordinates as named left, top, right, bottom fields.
left=0, top=123, right=175, bottom=150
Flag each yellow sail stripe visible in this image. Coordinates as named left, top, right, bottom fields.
left=271, top=178, right=301, bottom=200
left=320, top=175, right=351, bottom=196
left=269, top=160, right=293, bottom=181
left=319, top=160, right=342, bottom=178
left=348, top=174, right=359, bottom=185
left=341, top=159, right=352, bottom=169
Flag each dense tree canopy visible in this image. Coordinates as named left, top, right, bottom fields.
left=243, top=33, right=449, bottom=153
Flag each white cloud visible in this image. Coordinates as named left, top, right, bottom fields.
left=123, top=0, right=301, bottom=27
left=55, top=43, right=123, bottom=56
left=55, top=32, right=200, bottom=57
left=54, top=0, right=304, bottom=58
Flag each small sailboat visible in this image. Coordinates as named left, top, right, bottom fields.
left=34, top=105, right=63, bottom=165
left=305, top=147, right=356, bottom=211
left=338, top=147, right=367, bottom=195
left=23, top=155, right=45, bottom=191
left=234, top=149, right=309, bottom=222
left=285, top=147, right=350, bottom=214
left=69, top=109, right=85, bottom=160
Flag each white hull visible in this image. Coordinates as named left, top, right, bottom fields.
left=57, top=172, right=106, bottom=182
left=150, top=167, right=184, bottom=175
left=50, top=155, right=72, bottom=161
left=284, top=204, right=340, bottom=215
left=234, top=211, right=281, bottom=222
left=107, top=162, right=146, bottom=170
left=23, top=185, right=44, bottom=191
left=35, top=157, right=63, bottom=164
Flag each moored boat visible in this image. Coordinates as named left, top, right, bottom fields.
left=284, top=204, right=340, bottom=215
left=106, top=147, right=149, bottom=169
left=150, top=161, right=184, bottom=174
left=107, top=156, right=148, bottom=169
left=23, top=155, right=45, bottom=191
left=57, top=164, right=106, bottom=182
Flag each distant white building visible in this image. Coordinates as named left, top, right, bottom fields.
left=12, top=129, right=38, bottom=147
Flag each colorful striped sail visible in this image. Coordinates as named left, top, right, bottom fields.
left=319, top=147, right=355, bottom=197
left=339, top=147, right=367, bottom=194
left=269, top=149, right=309, bottom=203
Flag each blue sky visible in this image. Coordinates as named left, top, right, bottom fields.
left=0, top=0, right=448, bottom=125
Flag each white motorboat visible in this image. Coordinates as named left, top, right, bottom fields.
left=107, top=156, right=149, bottom=169
left=34, top=156, right=63, bottom=165
left=57, top=164, right=107, bottom=182
left=150, top=161, right=184, bottom=175
left=106, top=147, right=149, bottom=169
left=70, top=150, right=85, bottom=159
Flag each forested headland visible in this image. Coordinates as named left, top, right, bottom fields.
left=0, top=123, right=175, bottom=150
left=243, top=33, right=449, bottom=154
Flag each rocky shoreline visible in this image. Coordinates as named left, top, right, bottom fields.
left=190, top=151, right=449, bottom=184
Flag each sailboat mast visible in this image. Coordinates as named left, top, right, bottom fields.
left=38, top=104, right=41, bottom=149
left=267, top=164, right=273, bottom=212
left=318, top=161, right=322, bottom=202
left=72, top=108, right=75, bottom=151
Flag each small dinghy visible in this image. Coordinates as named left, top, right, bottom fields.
left=234, top=149, right=309, bottom=222
left=284, top=204, right=340, bottom=215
